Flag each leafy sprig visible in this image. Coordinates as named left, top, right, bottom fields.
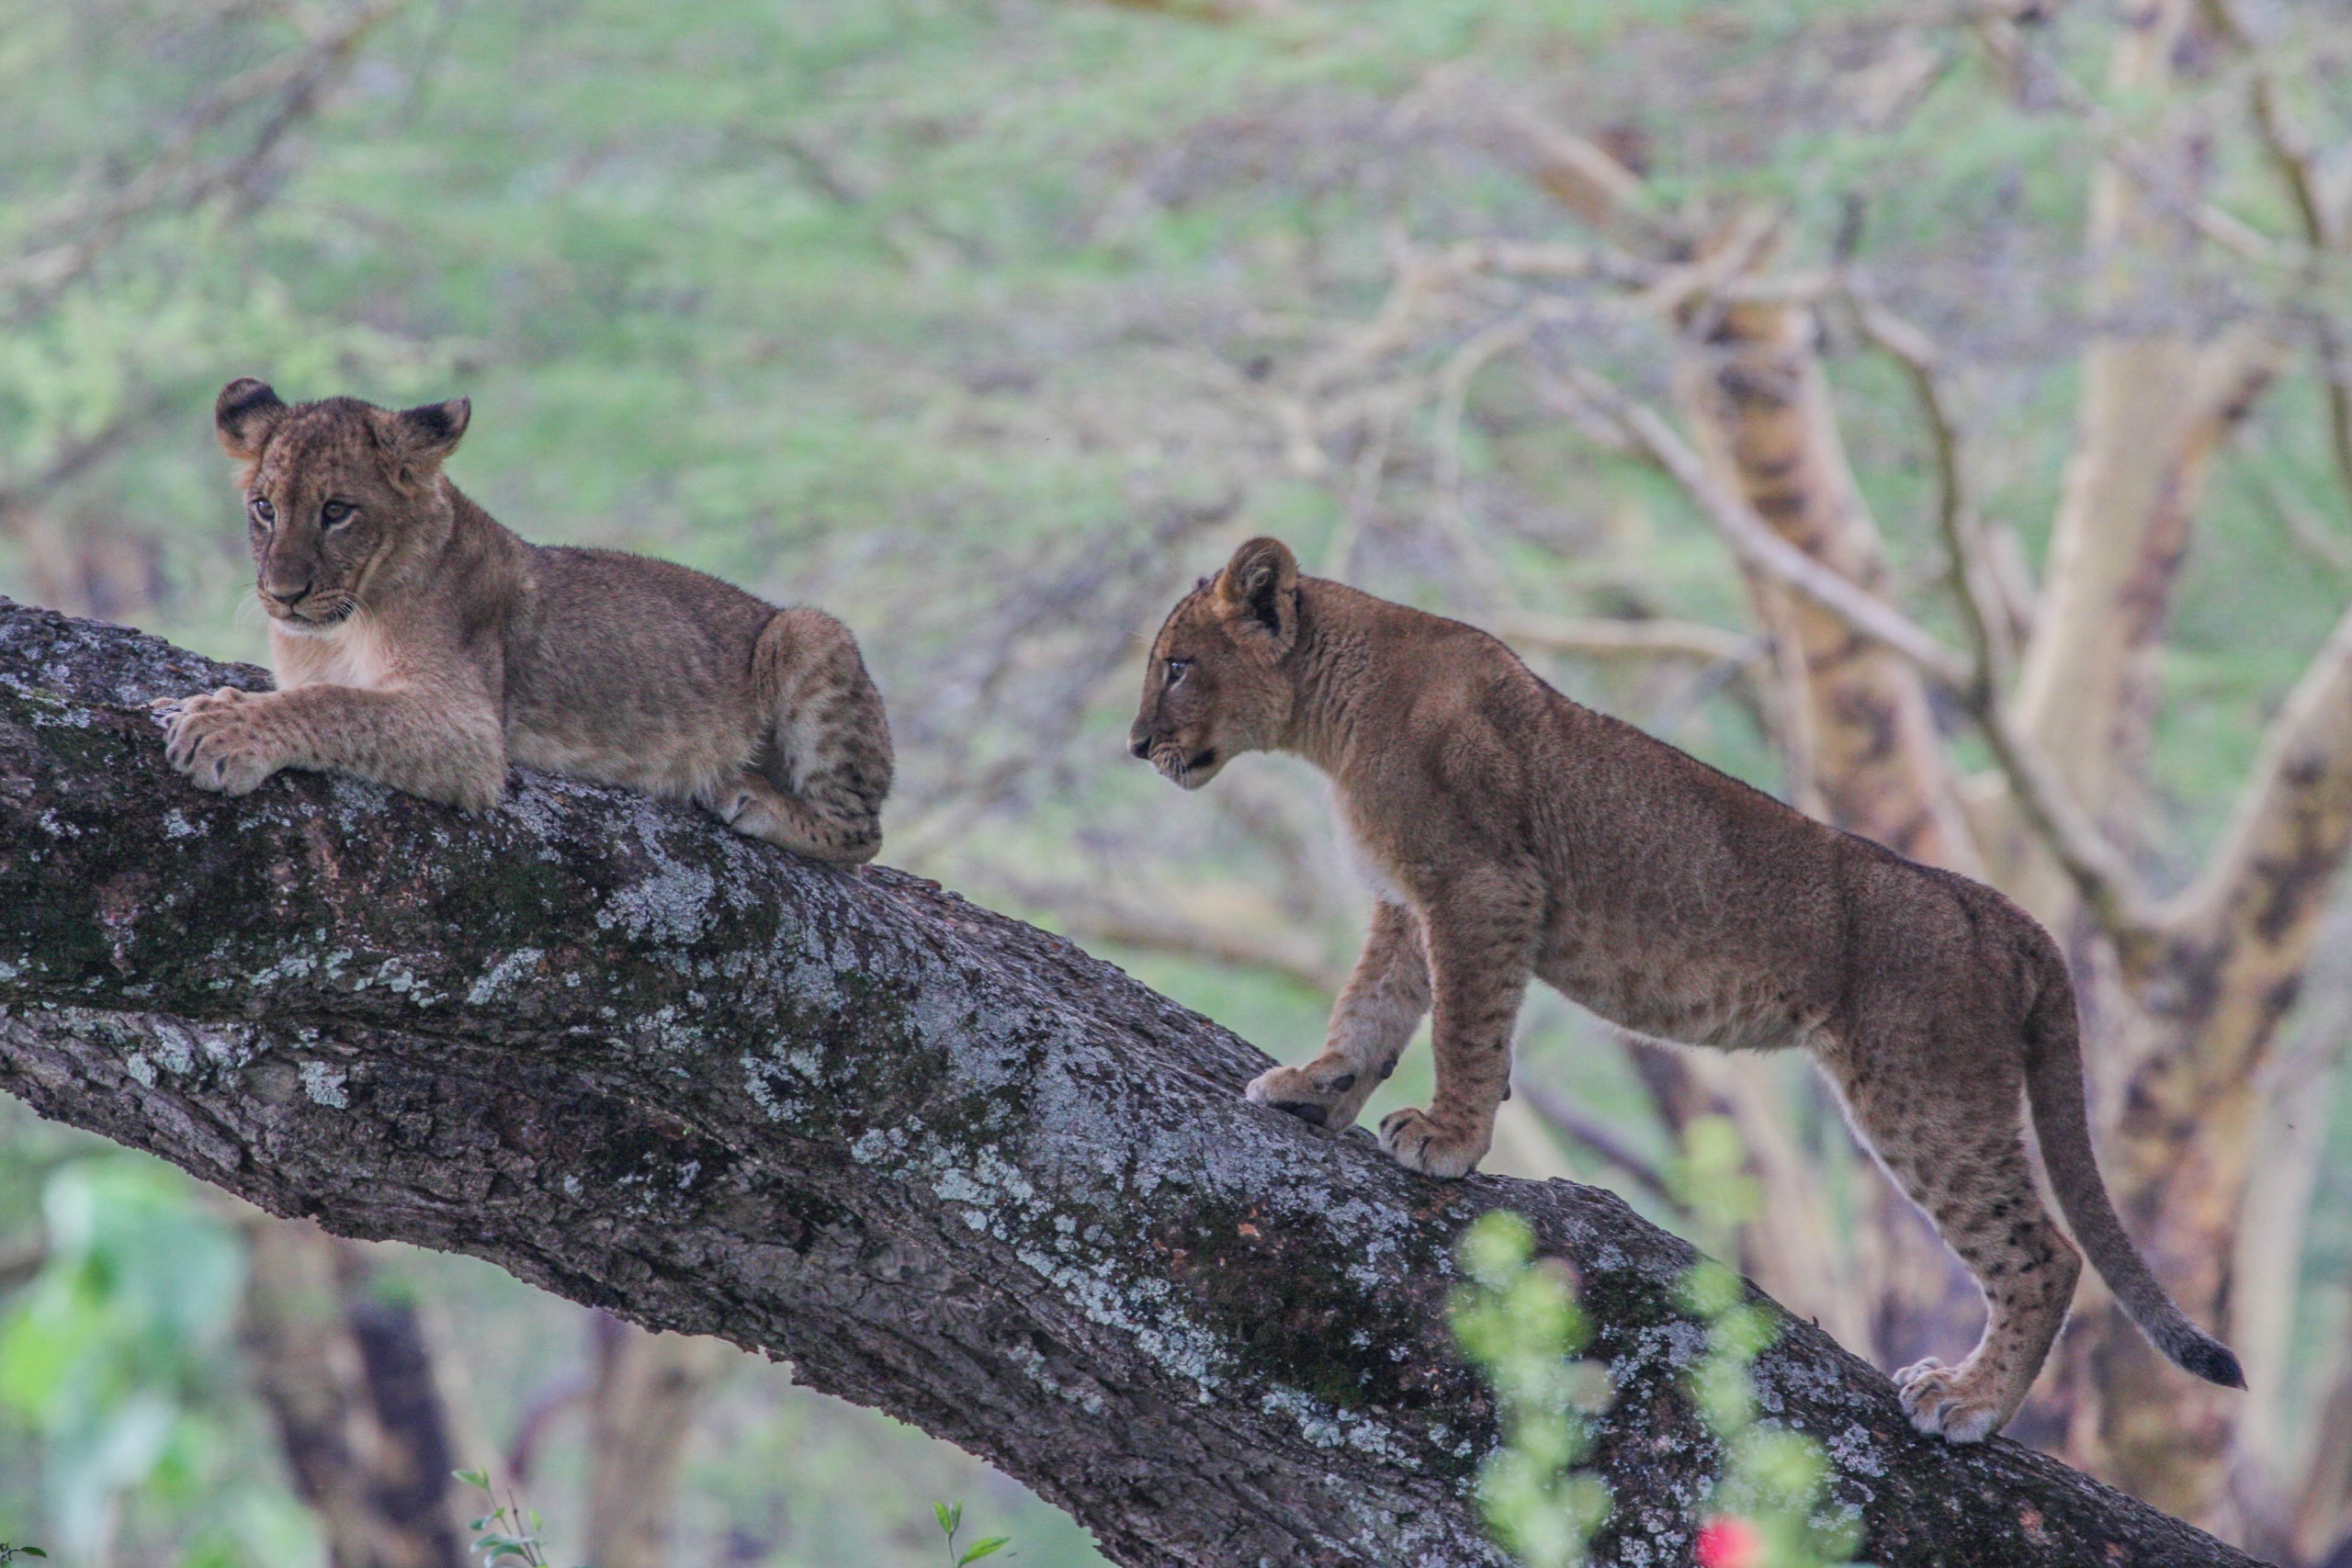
left=933, top=1499, right=1012, bottom=1566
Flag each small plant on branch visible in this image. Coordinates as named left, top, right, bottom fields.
left=933, top=1500, right=1012, bottom=1566
left=1452, top=1114, right=1872, bottom=1567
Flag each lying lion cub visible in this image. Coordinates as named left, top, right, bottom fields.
left=1128, top=535, right=2240, bottom=1442
left=160, top=379, right=892, bottom=863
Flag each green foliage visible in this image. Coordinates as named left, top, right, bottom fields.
left=1453, top=1122, right=1873, bottom=1567
left=1669, top=1119, right=1866, bottom=1568
left=456, top=1468, right=576, bottom=1568
left=0, top=1155, right=249, bottom=1560
left=1449, top=1211, right=1611, bottom=1568
left=933, top=1499, right=1012, bottom=1566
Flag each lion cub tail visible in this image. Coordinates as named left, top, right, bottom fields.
left=2022, top=970, right=2245, bottom=1391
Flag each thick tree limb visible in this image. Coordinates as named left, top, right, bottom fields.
left=0, top=600, right=2259, bottom=1568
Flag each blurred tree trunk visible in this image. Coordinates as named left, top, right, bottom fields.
left=584, top=1314, right=731, bottom=1568
left=1973, top=0, right=2296, bottom=1524
left=242, top=1220, right=468, bottom=1568
left=1671, top=295, right=1989, bottom=1381
left=1524, top=0, right=2337, bottom=1532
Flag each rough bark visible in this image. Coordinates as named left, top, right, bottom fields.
left=0, top=598, right=2262, bottom=1568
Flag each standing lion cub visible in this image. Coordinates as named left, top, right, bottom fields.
left=160, top=379, right=891, bottom=863
left=1129, top=536, right=2241, bottom=1443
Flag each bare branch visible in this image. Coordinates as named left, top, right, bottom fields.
left=0, top=0, right=411, bottom=317
left=2166, top=596, right=2352, bottom=958
left=1492, top=610, right=1764, bottom=667
left=2199, top=0, right=2340, bottom=254
left=1972, top=13, right=2281, bottom=265
left=1562, top=361, right=2164, bottom=946
left=1849, top=296, right=2018, bottom=692
left=1559, top=364, right=1973, bottom=685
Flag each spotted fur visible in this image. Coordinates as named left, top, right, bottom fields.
left=1129, top=535, right=2241, bottom=1442
left=159, top=379, right=891, bottom=864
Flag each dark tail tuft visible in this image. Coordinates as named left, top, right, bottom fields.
left=2023, top=964, right=2246, bottom=1393
left=2165, top=1329, right=2246, bottom=1391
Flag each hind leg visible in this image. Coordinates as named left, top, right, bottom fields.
left=1843, top=1069, right=2082, bottom=1441
left=1248, top=899, right=1429, bottom=1131
left=714, top=608, right=893, bottom=864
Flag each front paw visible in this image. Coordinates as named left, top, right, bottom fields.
left=160, top=687, right=287, bottom=796
left=1894, top=1357, right=2009, bottom=1443
left=1377, top=1107, right=1490, bottom=1179
left=1246, top=1061, right=1363, bottom=1130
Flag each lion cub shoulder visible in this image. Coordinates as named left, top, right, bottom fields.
left=160, top=378, right=891, bottom=864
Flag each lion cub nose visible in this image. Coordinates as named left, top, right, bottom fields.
left=1128, top=732, right=1153, bottom=760
left=264, top=580, right=311, bottom=605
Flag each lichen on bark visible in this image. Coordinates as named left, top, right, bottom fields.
left=0, top=598, right=2259, bottom=1568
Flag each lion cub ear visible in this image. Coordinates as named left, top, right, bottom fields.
left=215, top=378, right=288, bottom=463
left=381, top=397, right=471, bottom=491
left=1215, top=536, right=1300, bottom=647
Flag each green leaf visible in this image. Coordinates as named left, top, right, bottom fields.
left=958, top=1536, right=1012, bottom=1564
left=934, top=1501, right=960, bottom=1537
left=454, top=1468, right=492, bottom=1491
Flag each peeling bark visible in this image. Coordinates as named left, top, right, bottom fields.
left=0, top=599, right=2262, bottom=1568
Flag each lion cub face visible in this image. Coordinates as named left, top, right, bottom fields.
left=1129, top=536, right=1302, bottom=789
left=213, top=378, right=471, bottom=633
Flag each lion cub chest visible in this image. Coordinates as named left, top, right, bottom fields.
left=271, top=615, right=400, bottom=692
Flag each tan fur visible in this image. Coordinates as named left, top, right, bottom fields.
left=1130, top=536, right=2242, bottom=1442
left=159, top=379, right=891, bottom=863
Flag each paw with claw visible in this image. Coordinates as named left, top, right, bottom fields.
left=1894, top=1356, right=2012, bottom=1443
left=1246, top=1056, right=1374, bottom=1131
left=1376, top=1105, right=1490, bottom=1179
left=154, top=687, right=291, bottom=796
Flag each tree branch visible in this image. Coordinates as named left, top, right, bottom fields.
left=1491, top=610, right=1764, bottom=669
left=0, top=0, right=411, bottom=318
left=2165, top=596, right=2352, bottom=1000
left=0, top=600, right=2262, bottom=1568
left=1561, top=362, right=2164, bottom=948
left=1849, top=297, right=2018, bottom=692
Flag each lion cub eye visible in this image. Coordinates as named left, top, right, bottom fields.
left=321, top=501, right=354, bottom=528
left=249, top=497, right=276, bottom=525
left=1166, top=658, right=1192, bottom=686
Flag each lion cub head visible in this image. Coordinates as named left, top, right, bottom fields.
left=214, top=378, right=472, bottom=632
left=1128, top=536, right=1302, bottom=789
